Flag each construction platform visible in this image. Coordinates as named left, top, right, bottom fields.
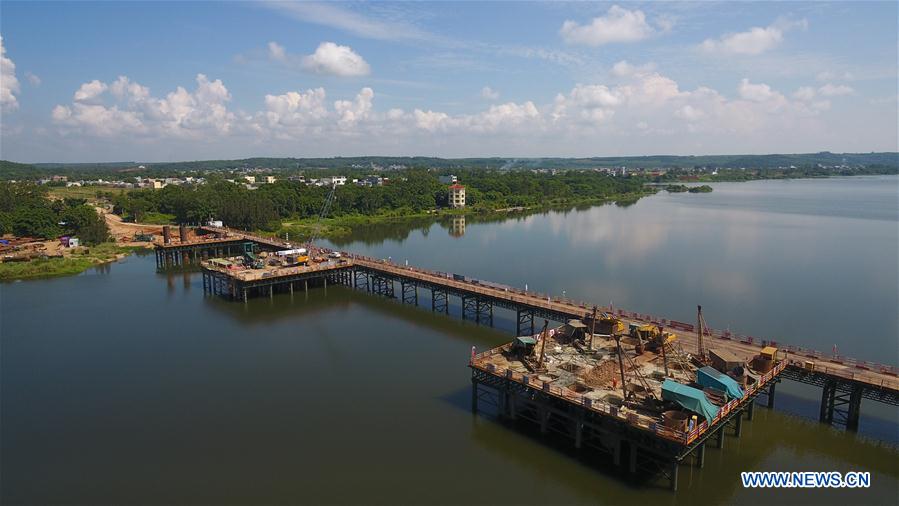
left=469, top=321, right=786, bottom=490
left=200, top=254, right=354, bottom=301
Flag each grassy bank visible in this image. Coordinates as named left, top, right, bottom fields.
left=270, top=190, right=655, bottom=242
left=0, top=243, right=143, bottom=282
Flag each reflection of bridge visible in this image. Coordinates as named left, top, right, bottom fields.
left=157, top=225, right=898, bottom=489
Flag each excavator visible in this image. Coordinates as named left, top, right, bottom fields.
left=630, top=323, right=677, bottom=354
left=596, top=313, right=626, bottom=335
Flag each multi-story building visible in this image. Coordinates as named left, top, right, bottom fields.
left=449, top=184, right=466, bottom=208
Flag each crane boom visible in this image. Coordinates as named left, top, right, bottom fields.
left=306, top=183, right=338, bottom=251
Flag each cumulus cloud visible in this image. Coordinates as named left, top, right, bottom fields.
left=560, top=5, right=654, bottom=46
left=334, top=87, right=374, bottom=128
left=413, top=109, right=451, bottom=132
left=73, top=80, right=108, bottom=102
left=610, top=60, right=656, bottom=78
left=701, top=18, right=807, bottom=55
left=53, top=74, right=235, bottom=137
left=44, top=65, right=864, bottom=158
left=1, top=35, right=21, bottom=111
left=480, top=86, right=500, bottom=100
left=259, top=87, right=329, bottom=132
left=302, top=42, right=370, bottom=77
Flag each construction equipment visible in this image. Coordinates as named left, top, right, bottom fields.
left=536, top=320, right=550, bottom=370
left=630, top=323, right=677, bottom=353
left=306, top=182, right=338, bottom=251
left=622, top=347, right=658, bottom=401
left=597, top=313, right=626, bottom=335
left=696, top=305, right=712, bottom=364
left=242, top=242, right=263, bottom=269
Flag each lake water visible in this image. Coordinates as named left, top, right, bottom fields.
left=2, top=176, right=897, bottom=504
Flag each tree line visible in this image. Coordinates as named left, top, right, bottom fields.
left=0, top=182, right=110, bottom=244
left=109, top=170, right=647, bottom=231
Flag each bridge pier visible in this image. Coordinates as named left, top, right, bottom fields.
left=432, top=289, right=449, bottom=314
left=517, top=308, right=535, bottom=336
left=370, top=275, right=394, bottom=298
left=462, top=296, right=493, bottom=325
left=819, top=381, right=864, bottom=431
left=401, top=281, right=418, bottom=305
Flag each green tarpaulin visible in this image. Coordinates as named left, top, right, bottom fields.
left=661, top=379, right=720, bottom=423
left=697, top=366, right=744, bottom=401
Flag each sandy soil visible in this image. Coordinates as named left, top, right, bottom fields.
left=98, top=208, right=163, bottom=247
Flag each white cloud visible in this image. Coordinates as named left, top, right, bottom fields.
left=302, top=42, right=370, bottom=77
left=73, top=80, right=108, bottom=102
left=560, top=5, right=654, bottom=46
left=25, top=71, right=41, bottom=86
left=701, top=18, right=807, bottom=55
left=334, top=87, right=374, bottom=128
left=792, top=83, right=854, bottom=102
left=818, top=83, right=854, bottom=96
left=41, top=66, right=871, bottom=159
left=480, top=86, right=500, bottom=100
left=793, top=86, right=817, bottom=101
left=110, top=75, right=150, bottom=103
left=413, top=109, right=450, bottom=132
left=1, top=35, right=21, bottom=111
left=611, top=60, right=655, bottom=78
left=260, top=87, right=329, bottom=131
left=471, top=101, right=540, bottom=132
left=54, top=74, right=235, bottom=138
left=268, top=41, right=286, bottom=61
left=738, top=79, right=781, bottom=102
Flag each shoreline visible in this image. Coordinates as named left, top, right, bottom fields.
left=0, top=244, right=148, bottom=282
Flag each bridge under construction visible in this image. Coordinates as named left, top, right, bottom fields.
left=155, top=224, right=899, bottom=491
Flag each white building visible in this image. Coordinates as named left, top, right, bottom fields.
left=449, top=184, right=466, bottom=208
left=264, top=176, right=277, bottom=184
left=439, top=175, right=458, bottom=184
left=244, top=175, right=256, bottom=184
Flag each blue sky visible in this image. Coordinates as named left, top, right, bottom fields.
left=1, top=1, right=896, bottom=162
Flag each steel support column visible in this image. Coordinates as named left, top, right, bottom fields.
left=517, top=308, right=535, bottom=336
left=432, top=289, right=448, bottom=314
left=401, top=281, right=418, bottom=305
left=820, top=380, right=836, bottom=424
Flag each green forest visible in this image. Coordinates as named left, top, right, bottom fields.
left=0, top=182, right=109, bottom=244
left=108, top=170, right=648, bottom=231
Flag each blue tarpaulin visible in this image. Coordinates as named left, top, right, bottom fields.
left=697, top=366, right=744, bottom=401
left=661, top=379, right=720, bottom=423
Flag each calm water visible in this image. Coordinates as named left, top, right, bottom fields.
left=2, top=176, right=898, bottom=504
